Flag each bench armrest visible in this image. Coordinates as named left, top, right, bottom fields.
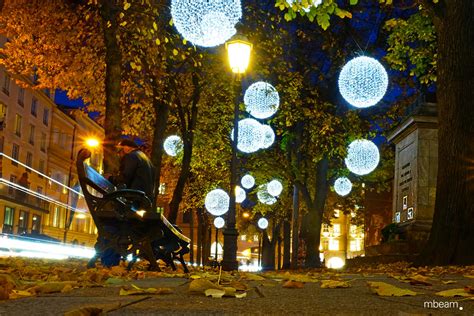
left=98, top=189, right=152, bottom=213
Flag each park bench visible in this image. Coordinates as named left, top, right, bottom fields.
left=76, top=148, right=190, bottom=272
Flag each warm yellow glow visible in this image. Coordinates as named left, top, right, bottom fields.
left=226, top=36, right=252, bottom=74
left=242, top=212, right=250, bottom=218
left=85, top=138, right=100, bottom=148
left=241, top=248, right=251, bottom=258
left=136, top=210, right=146, bottom=218
left=76, top=213, right=86, bottom=219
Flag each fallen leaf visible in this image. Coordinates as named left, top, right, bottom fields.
left=61, top=284, right=74, bottom=293
left=464, top=275, right=474, bottom=279
left=105, top=277, right=125, bottom=285
left=282, top=280, right=304, bottom=289
left=229, top=281, right=248, bottom=291
left=367, top=282, right=418, bottom=296
left=436, top=288, right=474, bottom=298
left=409, top=274, right=432, bottom=286
left=188, top=279, right=222, bottom=293
left=320, top=280, right=351, bottom=289
left=119, top=285, right=172, bottom=296
left=240, top=273, right=265, bottom=281
left=442, top=280, right=457, bottom=285
left=205, top=288, right=225, bottom=298
left=223, top=287, right=236, bottom=296
left=9, top=290, right=33, bottom=299
left=64, top=307, right=104, bottom=316
left=27, top=281, right=78, bottom=294
left=235, top=292, right=247, bottom=299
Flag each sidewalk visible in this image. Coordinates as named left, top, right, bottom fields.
left=1, top=269, right=473, bottom=315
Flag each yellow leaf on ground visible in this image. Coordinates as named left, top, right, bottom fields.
left=321, top=280, right=351, bottom=289
left=205, top=288, right=225, bottom=298
left=436, top=288, right=474, bottom=297
left=9, top=290, right=33, bottom=299
left=27, top=281, right=77, bottom=294
left=235, top=292, right=247, bottom=299
left=367, top=282, right=418, bottom=296
left=119, top=286, right=172, bottom=296
left=442, top=280, right=457, bottom=285
left=464, top=275, right=474, bottom=279
left=223, top=287, right=236, bottom=296
left=240, top=273, right=265, bottom=281
left=282, top=280, right=304, bottom=289
left=409, top=274, right=432, bottom=286
left=188, top=279, right=222, bottom=293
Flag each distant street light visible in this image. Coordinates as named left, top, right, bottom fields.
left=85, top=137, right=100, bottom=148
left=222, top=34, right=252, bottom=271
left=257, top=217, right=268, bottom=268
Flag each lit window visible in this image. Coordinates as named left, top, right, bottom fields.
left=159, top=183, right=166, bottom=194
left=329, top=239, right=339, bottom=251
left=253, top=234, right=259, bottom=242
left=350, top=225, right=357, bottom=236
left=334, top=209, right=340, bottom=218
left=407, top=207, right=414, bottom=220
left=402, top=196, right=408, bottom=210
left=395, top=212, right=401, bottom=223
left=350, top=240, right=361, bottom=252
left=240, top=234, right=247, bottom=241
left=14, top=114, right=22, bottom=137
left=332, top=224, right=341, bottom=236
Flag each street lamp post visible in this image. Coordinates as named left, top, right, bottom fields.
left=213, top=217, right=225, bottom=266
left=257, top=217, right=269, bottom=269
left=222, top=35, right=252, bottom=271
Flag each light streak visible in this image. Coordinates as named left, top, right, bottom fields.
left=0, top=234, right=95, bottom=259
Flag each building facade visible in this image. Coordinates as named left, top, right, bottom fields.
left=0, top=64, right=103, bottom=246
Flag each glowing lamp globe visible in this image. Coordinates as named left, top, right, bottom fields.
left=267, top=179, right=283, bottom=197
left=164, top=135, right=183, bottom=157
left=214, top=217, right=225, bottom=229
left=205, top=189, right=230, bottom=216
left=345, top=139, right=380, bottom=175
left=171, top=0, right=242, bottom=47
left=257, top=185, right=277, bottom=205
left=260, top=124, right=275, bottom=149
left=244, top=82, right=280, bottom=119
left=258, top=217, right=269, bottom=230
left=334, top=177, right=352, bottom=196
left=338, top=56, right=388, bottom=108
left=231, top=118, right=265, bottom=153
left=235, top=185, right=246, bottom=203
left=241, top=174, right=255, bottom=189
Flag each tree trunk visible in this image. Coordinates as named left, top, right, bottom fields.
left=196, top=207, right=203, bottom=265
left=421, top=0, right=474, bottom=265
left=261, top=231, right=275, bottom=271
left=300, top=157, right=329, bottom=268
left=291, top=184, right=300, bottom=269
left=99, top=0, right=122, bottom=174
left=168, top=73, right=201, bottom=223
left=282, top=219, right=291, bottom=269
left=189, top=208, right=194, bottom=264
left=150, top=96, right=169, bottom=202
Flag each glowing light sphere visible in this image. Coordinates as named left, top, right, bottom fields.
left=244, top=82, right=280, bottom=119
left=235, top=185, right=246, bottom=203
left=338, top=56, right=388, bottom=108
left=231, top=118, right=265, bottom=153
left=163, top=135, right=183, bottom=157
left=260, top=124, right=275, bottom=149
left=345, top=139, right=380, bottom=175
left=257, top=185, right=277, bottom=205
left=241, top=174, right=255, bottom=189
left=267, top=179, right=283, bottom=197
left=171, top=0, right=242, bottom=47
left=258, top=217, right=269, bottom=230
left=334, top=177, right=352, bottom=196
left=214, top=217, right=225, bottom=229
left=205, top=189, right=230, bottom=216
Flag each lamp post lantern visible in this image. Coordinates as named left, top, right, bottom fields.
left=222, top=34, right=252, bottom=271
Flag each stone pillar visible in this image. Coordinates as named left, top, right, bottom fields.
left=387, top=102, right=437, bottom=253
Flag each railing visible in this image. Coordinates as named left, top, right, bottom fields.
left=0, top=185, right=50, bottom=212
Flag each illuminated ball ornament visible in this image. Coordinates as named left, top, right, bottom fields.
left=164, top=135, right=183, bottom=157
left=235, top=185, right=246, bottom=203
left=260, top=125, right=275, bottom=149
left=257, top=185, right=277, bottom=205
left=241, top=174, right=255, bottom=189
left=214, top=217, right=225, bottom=229
left=267, top=179, right=283, bottom=197
left=205, top=189, right=230, bottom=216
left=231, top=118, right=265, bottom=153
left=334, top=177, right=352, bottom=196
left=171, top=0, right=242, bottom=47
left=244, top=82, right=280, bottom=119
left=338, top=56, right=388, bottom=108
left=345, top=139, right=380, bottom=175
left=258, top=217, right=269, bottom=230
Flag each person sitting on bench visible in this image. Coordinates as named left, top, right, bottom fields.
left=109, top=139, right=156, bottom=202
